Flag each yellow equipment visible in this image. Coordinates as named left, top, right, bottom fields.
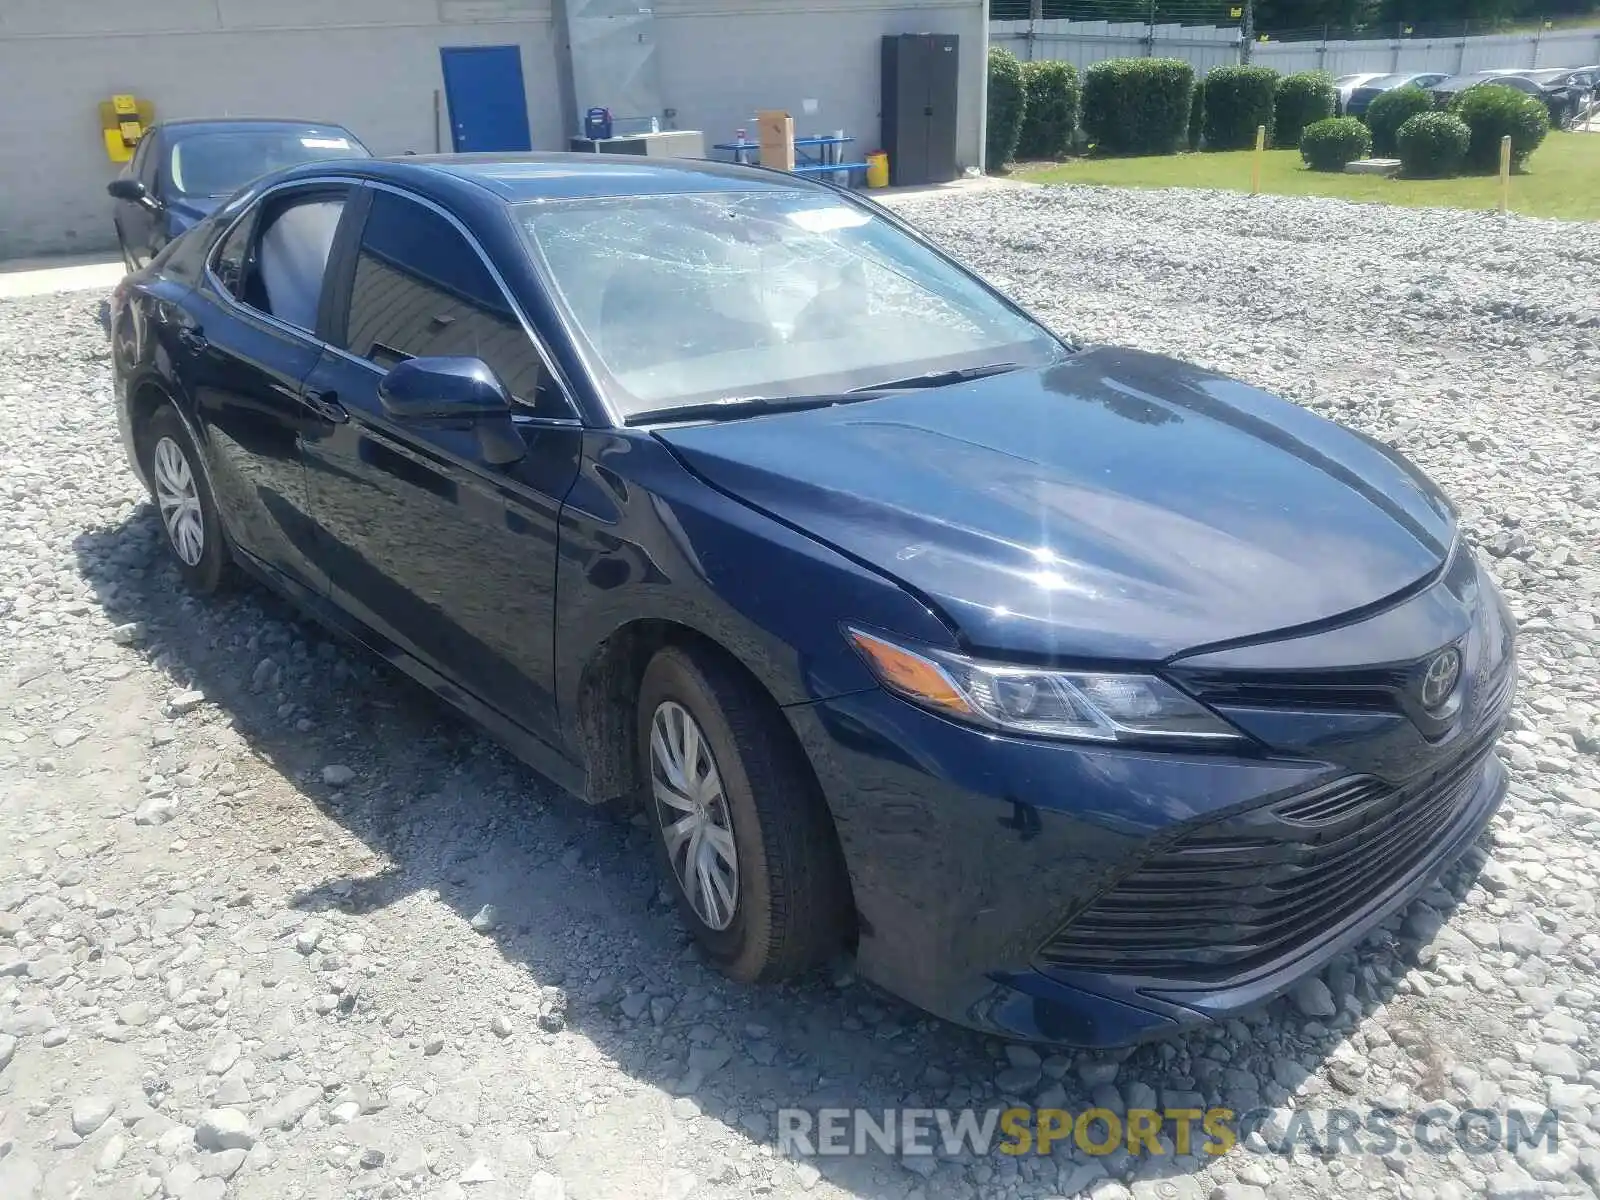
left=866, top=152, right=889, bottom=189
left=99, top=95, right=155, bottom=163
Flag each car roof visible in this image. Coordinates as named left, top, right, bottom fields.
left=156, top=118, right=359, bottom=138
left=274, top=152, right=818, bottom=203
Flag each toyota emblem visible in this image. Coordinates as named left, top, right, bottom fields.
left=1419, top=648, right=1462, bottom=712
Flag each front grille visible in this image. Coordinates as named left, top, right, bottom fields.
left=1184, top=672, right=1408, bottom=714
left=1037, top=726, right=1502, bottom=980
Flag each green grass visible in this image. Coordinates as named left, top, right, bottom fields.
left=1013, top=131, right=1600, bottom=220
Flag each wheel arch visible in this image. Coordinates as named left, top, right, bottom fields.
left=125, top=370, right=220, bottom=507
left=576, top=617, right=770, bottom=809
left=584, top=617, right=861, bottom=956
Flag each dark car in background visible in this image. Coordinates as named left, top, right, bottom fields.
left=1430, top=68, right=1595, bottom=128
left=1428, top=68, right=1534, bottom=109
left=1333, top=72, right=1388, bottom=114
left=108, top=118, right=370, bottom=272
left=105, top=153, right=1516, bottom=1048
left=1531, top=65, right=1600, bottom=127
left=1343, top=72, right=1450, bottom=119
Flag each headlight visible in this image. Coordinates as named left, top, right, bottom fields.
left=845, top=627, right=1242, bottom=744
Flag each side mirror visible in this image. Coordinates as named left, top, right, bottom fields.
left=108, top=178, right=161, bottom=211
left=378, top=356, right=511, bottom=419
left=378, top=356, right=524, bottom=465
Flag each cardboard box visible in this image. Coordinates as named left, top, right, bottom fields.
left=757, top=110, right=795, bottom=172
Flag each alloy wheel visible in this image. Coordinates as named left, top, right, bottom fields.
left=152, top=435, right=205, bottom=567
left=650, top=700, right=740, bottom=931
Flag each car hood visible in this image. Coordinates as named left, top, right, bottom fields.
left=168, top=196, right=222, bottom=229
left=655, top=347, right=1456, bottom=662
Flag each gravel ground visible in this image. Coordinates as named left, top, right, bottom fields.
left=3, top=185, right=1600, bottom=1200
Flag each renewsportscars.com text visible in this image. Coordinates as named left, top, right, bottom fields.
left=776, top=1105, right=1562, bottom=1160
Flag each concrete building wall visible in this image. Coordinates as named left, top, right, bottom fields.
left=648, top=0, right=985, bottom=181
left=0, top=0, right=985, bottom=260
left=0, top=0, right=565, bottom=258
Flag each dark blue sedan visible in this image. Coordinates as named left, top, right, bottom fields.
left=106, top=153, right=1516, bottom=1047
left=108, top=118, right=370, bottom=273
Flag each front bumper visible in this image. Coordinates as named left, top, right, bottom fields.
left=791, top=688, right=1508, bottom=1047
left=789, top=566, right=1515, bottom=1048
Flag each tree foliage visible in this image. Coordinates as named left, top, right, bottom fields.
left=1027, top=1, right=1594, bottom=32
left=987, top=47, right=1027, bottom=171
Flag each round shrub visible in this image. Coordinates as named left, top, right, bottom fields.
left=1082, top=58, right=1195, bottom=155
left=1275, top=71, right=1336, bottom=147
left=986, top=46, right=1027, bottom=171
left=1450, top=83, right=1550, bottom=172
left=1299, top=116, right=1372, bottom=171
left=1187, top=77, right=1206, bottom=150
left=1203, top=65, right=1280, bottom=150
left=1396, top=111, right=1470, bottom=178
left=1365, top=84, right=1435, bottom=157
left=1017, top=59, right=1081, bottom=160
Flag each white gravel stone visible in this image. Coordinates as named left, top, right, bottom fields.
left=70, top=1095, right=113, bottom=1136
left=194, top=1108, right=255, bottom=1152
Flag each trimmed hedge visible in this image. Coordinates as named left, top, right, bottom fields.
left=1299, top=116, right=1372, bottom=171
left=1450, top=82, right=1550, bottom=172
left=1396, top=111, right=1471, bottom=177
left=1365, top=85, right=1435, bottom=157
left=1017, top=59, right=1081, bottom=160
left=1274, top=71, right=1336, bottom=148
left=1187, top=77, right=1206, bottom=150
left=1203, top=65, right=1280, bottom=150
left=986, top=47, right=1027, bottom=170
left=1082, top=58, right=1195, bottom=155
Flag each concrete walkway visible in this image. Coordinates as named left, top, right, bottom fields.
left=868, top=174, right=1033, bottom=207
left=0, top=252, right=123, bottom=299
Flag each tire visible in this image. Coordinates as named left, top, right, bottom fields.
left=137, top=405, right=231, bottom=594
left=638, top=645, right=850, bottom=982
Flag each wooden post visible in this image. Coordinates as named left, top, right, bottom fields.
left=1252, top=124, right=1266, bottom=194
left=757, top=109, right=795, bottom=172
left=1498, top=134, right=1512, bottom=213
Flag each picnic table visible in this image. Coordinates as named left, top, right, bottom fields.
left=711, top=135, right=869, bottom=186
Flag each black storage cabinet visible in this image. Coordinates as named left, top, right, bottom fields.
left=881, top=33, right=960, bottom=187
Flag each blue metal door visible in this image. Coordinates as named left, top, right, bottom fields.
left=439, top=46, right=533, bottom=152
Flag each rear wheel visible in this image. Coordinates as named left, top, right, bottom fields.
left=638, top=646, right=850, bottom=982
left=138, top=406, right=230, bottom=594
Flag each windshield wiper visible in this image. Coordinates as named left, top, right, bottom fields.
left=624, top=392, right=880, bottom=427
left=850, top=362, right=1019, bottom=392
left=624, top=361, right=1024, bottom=426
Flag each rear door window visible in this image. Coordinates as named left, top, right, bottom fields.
left=211, top=212, right=257, bottom=301
left=219, top=191, right=347, bottom=334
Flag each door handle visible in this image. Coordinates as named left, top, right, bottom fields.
left=303, top=388, right=349, bottom=424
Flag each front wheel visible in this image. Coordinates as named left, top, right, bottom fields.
left=138, top=405, right=230, bottom=594
left=638, top=646, right=851, bottom=982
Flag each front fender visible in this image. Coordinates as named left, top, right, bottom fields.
left=553, top=430, right=953, bottom=753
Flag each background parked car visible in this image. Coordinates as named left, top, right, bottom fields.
left=1343, top=72, right=1450, bottom=119
left=1427, top=68, right=1592, bottom=128
left=1530, top=65, right=1600, bottom=127
left=1333, top=72, right=1389, bottom=114
left=108, top=118, right=370, bottom=273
